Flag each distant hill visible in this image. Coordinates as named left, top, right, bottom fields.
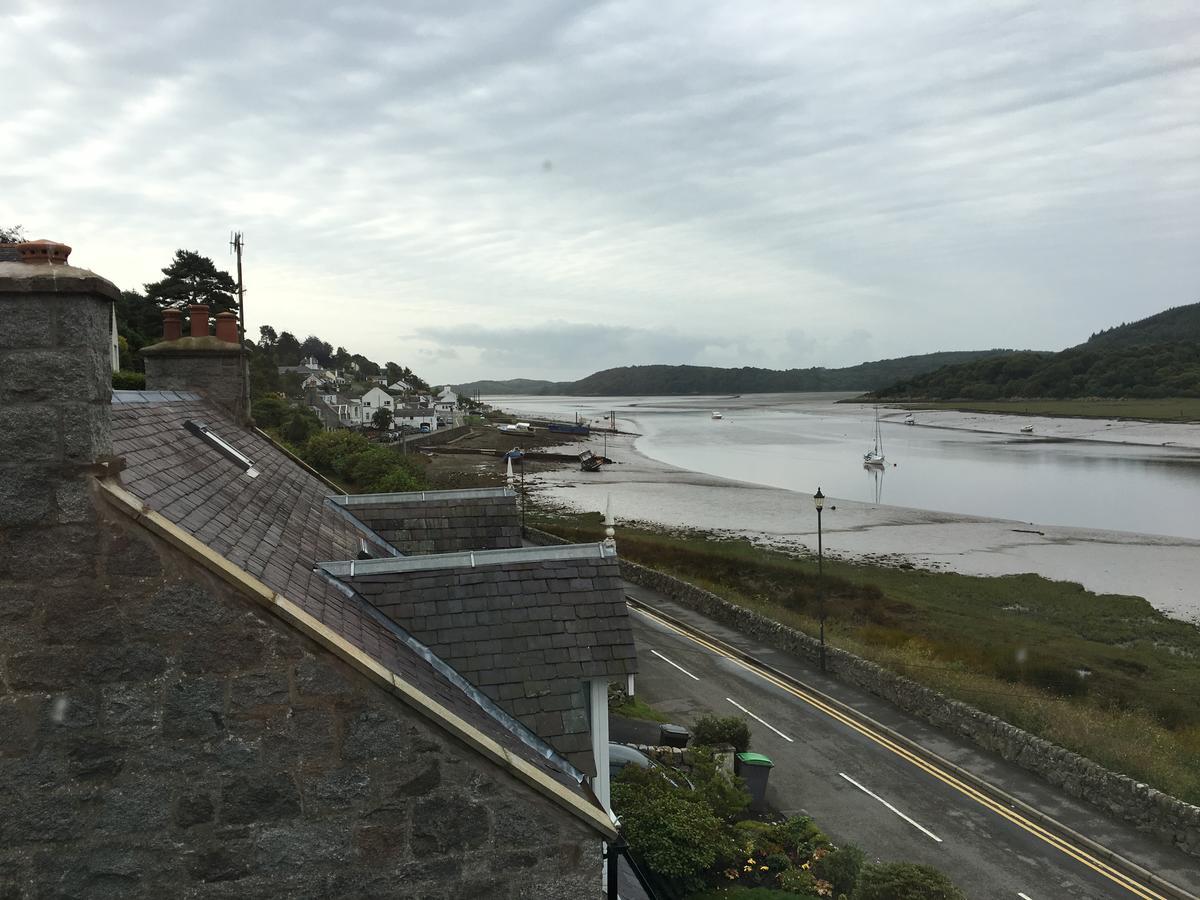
left=456, top=350, right=1016, bottom=397
left=873, top=301, right=1200, bottom=401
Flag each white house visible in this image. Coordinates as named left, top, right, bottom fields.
left=394, top=408, right=438, bottom=431
left=360, top=386, right=395, bottom=413
left=437, top=386, right=459, bottom=405
left=388, top=379, right=411, bottom=392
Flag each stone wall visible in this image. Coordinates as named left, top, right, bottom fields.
left=347, top=493, right=521, bottom=554
left=523, top=526, right=1200, bottom=858
left=403, top=423, right=470, bottom=449
left=143, top=347, right=249, bottom=424
left=0, top=504, right=602, bottom=899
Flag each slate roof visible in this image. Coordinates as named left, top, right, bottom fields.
left=324, top=546, right=638, bottom=775
left=110, top=394, right=588, bottom=796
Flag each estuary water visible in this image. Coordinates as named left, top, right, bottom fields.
left=493, top=392, right=1200, bottom=541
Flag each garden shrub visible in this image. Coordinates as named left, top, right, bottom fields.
left=689, top=887, right=816, bottom=900
left=112, top=370, right=146, bottom=390
left=612, top=767, right=723, bottom=888
left=692, top=713, right=752, bottom=752
left=852, top=862, right=965, bottom=900
left=303, top=430, right=372, bottom=476
left=812, top=844, right=865, bottom=896
left=689, top=749, right=751, bottom=822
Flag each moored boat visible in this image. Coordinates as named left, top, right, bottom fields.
left=864, top=407, right=885, bottom=465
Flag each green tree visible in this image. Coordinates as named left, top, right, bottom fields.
left=282, top=407, right=322, bottom=445
left=852, top=862, right=965, bottom=900
left=299, top=335, right=333, bottom=366
left=371, top=407, right=394, bottom=431
left=252, top=396, right=289, bottom=429
left=258, top=325, right=278, bottom=348
left=0, top=225, right=25, bottom=242
left=275, top=331, right=302, bottom=366
left=143, top=250, right=238, bottom=332
left=113, top=289, right=163, bottom=368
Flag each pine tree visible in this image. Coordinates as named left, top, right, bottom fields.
left=143, top=250, right=238, bottom=333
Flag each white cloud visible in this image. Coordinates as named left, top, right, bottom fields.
left=1, top=0, right=1198, bottom=382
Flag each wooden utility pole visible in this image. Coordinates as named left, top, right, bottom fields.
left=230, top=232, right=246, bottom=344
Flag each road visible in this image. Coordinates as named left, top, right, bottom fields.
left=622, top=588, right=1200, bottom=900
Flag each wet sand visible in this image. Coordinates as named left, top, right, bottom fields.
left=527, top=425, right=1200, bottom=623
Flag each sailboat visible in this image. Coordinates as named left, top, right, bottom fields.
left=863, top=408, right=885, bottom=466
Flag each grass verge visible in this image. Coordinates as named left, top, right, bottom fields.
left=531, top=509, right=1200, bottom=804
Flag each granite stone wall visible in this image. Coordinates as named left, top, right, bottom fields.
left=0, top=505, right=602, bottom=899
left=144, top=350, right=249, bottom=424
left=523, top=526, right=1200, bottom=858
left=348, top=494, right=521, bottom=554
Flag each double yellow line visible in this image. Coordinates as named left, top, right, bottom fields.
left=629, top=599, right=1187, bottom=900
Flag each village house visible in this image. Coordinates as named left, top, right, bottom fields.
left=0, top=241, right=636, bottom=898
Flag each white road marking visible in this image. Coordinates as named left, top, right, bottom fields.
left=649, top=648, right=700, bottom=681
left=839, top=772, right=943, bottom=843
left=725, top=697, right=795, bottom=742
left=1018, top=893, right=1034, bottom=900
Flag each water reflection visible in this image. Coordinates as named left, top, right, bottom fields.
left=864, top=463, right=884, bottom=505
left=493, top=393, right=1200, bottom=539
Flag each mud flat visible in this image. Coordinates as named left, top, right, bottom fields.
left=530, top=430, right=1200, bottom=623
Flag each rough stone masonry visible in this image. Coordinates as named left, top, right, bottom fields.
left=0, top=249, right=604, bottom=898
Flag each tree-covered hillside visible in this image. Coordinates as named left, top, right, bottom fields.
left=873, top=301, right=1200, bottom=400
left=1083, top=302, right=1200, bottom=350
left=457, top=350, right=1015, bottom=397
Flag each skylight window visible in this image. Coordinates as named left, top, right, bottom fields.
left=183, top=420, right=259, bottom=478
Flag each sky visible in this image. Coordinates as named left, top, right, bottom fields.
left=3, top=1, right=1198, bottom=384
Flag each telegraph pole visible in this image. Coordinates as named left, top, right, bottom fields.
left=230, top=232, right=246, bottom=344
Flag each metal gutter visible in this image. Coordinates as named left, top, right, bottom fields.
left=331, top=486, right=516, bottom=505
left=319, top=541, right=616, bottom=577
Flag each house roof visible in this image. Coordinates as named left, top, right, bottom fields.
left=108, top=393, right=610, bottom=829
left=322, top=545, right=637, bottom=774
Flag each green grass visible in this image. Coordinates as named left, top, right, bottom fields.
left=532, top=509, right=1200, bottom=803
left=613, top=695, right=675, bottom=723
left=874, top=397, right=1200, bottom=422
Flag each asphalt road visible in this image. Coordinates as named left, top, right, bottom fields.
left=622, top=589, right=1200, bottom=900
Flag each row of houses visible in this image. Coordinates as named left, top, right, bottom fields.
left=1, top=241, right=635, bottom=897
left=306, top=384, right=461, bottom=432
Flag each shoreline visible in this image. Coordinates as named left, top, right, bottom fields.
left=523, top=425, right=1200, bottom=623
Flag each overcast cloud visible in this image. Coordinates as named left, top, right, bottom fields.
left=3, top=1, right=1198, bottom=383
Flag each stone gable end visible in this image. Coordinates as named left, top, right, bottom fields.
left=0, top=498, right=599, bottom=899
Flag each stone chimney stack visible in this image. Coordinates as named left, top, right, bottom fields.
left=0, top=239, right=118, bottom=536
left=140, top=302, right=250, bottom=424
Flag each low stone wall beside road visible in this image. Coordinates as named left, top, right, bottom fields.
left=403, top=423, right=470, bottom=449
left=523, top=525, right=1200, bottom=858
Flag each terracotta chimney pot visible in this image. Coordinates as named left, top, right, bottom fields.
left=214, top=311, right=239, bottom=343
left=17, top=239, right=72, bottom=265
left=162, top=308, right=183, bottom=341
left=188, top=304, right=210, bottom=337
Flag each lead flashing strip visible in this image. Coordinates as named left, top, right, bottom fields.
left=97, top=478, right=616, bottom=840
left=321, top=498, right=404, bottom=559
left=314, top=567, right=586, bottom=785
left=319, top=541, right=616, bottom=578
left=331, top=486, right=515, bottom=505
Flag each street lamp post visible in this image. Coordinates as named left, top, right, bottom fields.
left=813, top=486, right=825, bottom=674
